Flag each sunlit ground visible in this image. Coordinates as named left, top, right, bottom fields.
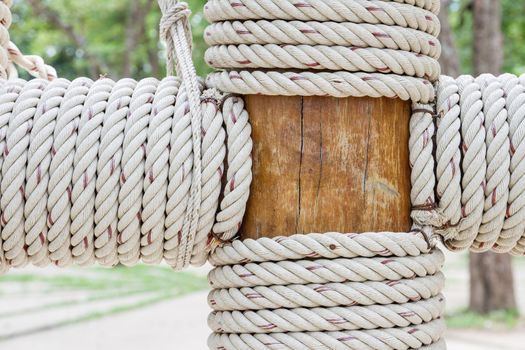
left=0, top=253, right=523, bottom=349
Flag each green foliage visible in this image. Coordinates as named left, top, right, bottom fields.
left=9, top=0, right=210, bottom=79
left=7, top=1, right=525, bottom=78
left=446, top=308, right=521, bottom=329
left=448, top=0, right=525, bottom=75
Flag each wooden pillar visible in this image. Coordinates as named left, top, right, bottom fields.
left=240, top=95, right=412, bottom=239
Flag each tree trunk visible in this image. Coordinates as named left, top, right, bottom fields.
left=469, top=0, right=517, bottom=314
left=438, top=0, right=460, bottom=77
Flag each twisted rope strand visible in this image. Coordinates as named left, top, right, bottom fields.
left=207, top=70, right=435, bottom=102
left=208, top=273, right=444, bottom=311
left=204, top=0, right=440, bottom=36
left=208, top=319, right=445, bottom=350
left=472, top=74, right=510, bottom=252
left=209, top=249, right=444, bottom=288
left=25, top=78, right=68, bottom=266
left=48, top=78, right=92, bottom=266
left=210, top=231, right=432, bottom=266
left=434, top=76, right=461, bottom=238
left=209, top=294, right=445, bottom=333
left=0, top=78, right=23, bottom=273
left=206, top=44, right=440, bottom=80
left=71, top=78, right=114, bottom=266
left=142, top=77, right=181, bottom=264
left=498, top=74, right=525, bottom=254
left=211, top=95, right=253, bottom=246
left=95, top=78, right=137, bottom=266
left=2, top=79, right=47, bottom=267
left=204, top=21, right=441, bottom=59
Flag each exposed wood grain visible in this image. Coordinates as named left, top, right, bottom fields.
left=241, top=95, right=412, bottom=239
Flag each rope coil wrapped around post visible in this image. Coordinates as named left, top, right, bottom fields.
left=0, top=0, right=525, bottom=349
left=204, top=1, right=446, bottom=349
left=0, top=0, right=253, bottom=271
left=207, top=232, right=446, bottom=349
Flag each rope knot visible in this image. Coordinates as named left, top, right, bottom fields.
left=159, top=2, right=191, bottom=40
left=159, top=1, right=193, bottom=76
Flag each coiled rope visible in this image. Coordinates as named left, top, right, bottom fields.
left=413, top=73, right=525, bottom=255
left=0, top=0, right=253, bottom=272
left=208, top=232, right=446, bottom=349
left=204, top=0, right=441, bottom=102
left=204, top=1, right=445, bottom=349
left=4, top=0, right=525, bottom=348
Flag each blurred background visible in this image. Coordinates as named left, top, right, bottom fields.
left=0, top=0, right=524, bottom=349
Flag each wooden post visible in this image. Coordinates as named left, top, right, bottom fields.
left=240, top=95, right=412, bottom=239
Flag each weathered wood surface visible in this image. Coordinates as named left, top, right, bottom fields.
left=240, top=95, right=412, bottom=239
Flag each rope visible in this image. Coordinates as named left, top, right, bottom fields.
left=415, top=73, right=525, bottom=255
left=208, top=232, right=446, bottom=350
left=203, top=0, right=440, bottom=35
left=204, top=0, right=440, bottom=102
left=0, top=75, right=252, bottom=270
left=206, top=44, right=440, bottom=79
left=0, top=0, right=253, bottom=271
left=204, top=21, right=441, bottom=59
left=207, top=70, right=435, bottom=102
left=208, top=324, right=446, bottom=350
left=15, top=0, right=525, bottom=348
left=208, top=250, right=444, bottom=288
left=202, top=2, right=447, bottom=349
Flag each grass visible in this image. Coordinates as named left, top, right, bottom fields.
left=0, top=265, right=209, bottom=341
left=446, top=308, right=521, bottom=330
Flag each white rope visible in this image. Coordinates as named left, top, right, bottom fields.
left=434, top=76, right=461, bottom=236
left=207, top=70, right=435, bottom=102
left=499, top=73, right=525, bottom=254
left=208, top=232, right=445, bottom=349
left=204, top=21, right=441, bottom=59
left=208, top=321, right=446, bottom=350
left=25, top=78, right=69, bottom=266
left=206, top=44, right=440, bottom=80
left=209, top=295, right=445, bottom=333
left=95, top=78, right=137, bottom=266
left=204, top=0, right=440, bottom=36
left=414, top=73, right=525, bottom=255
left=2, top=79, right=47, bottom=267
left=209, top=250, right=444, bottom=288
left=0, top=0, right=252, bottom=272
left=204, top=0, right=440, bottom=102
left=0, top=74, right=252, bottom=271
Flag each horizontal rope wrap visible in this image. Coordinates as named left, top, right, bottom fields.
left=206, top=70, right=435, bottom=102
left=209, top=295, right=445, bottom=333
left=208, top=249, right=445, bottom=288
left=204, top=0, right=440, bottom=36
left=204, top=0, right=440, bottom=101
left=205, top=44, right=440, bottom=80
left=0, top=76, right=252, bottom=271
left=208, top=273, right=445, bottom=311
left=210, top=231, right=433, bottom=266
left=208, top=232, right=445, bottom=350
left=208, top=319, right=446, bottom=350
left=204, top=21, right=441, bottom=59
